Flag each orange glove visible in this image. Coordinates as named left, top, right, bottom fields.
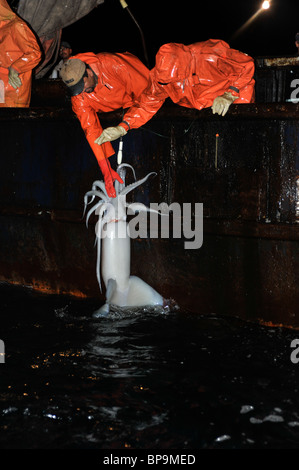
left=98, top=158, right=123, bottom=198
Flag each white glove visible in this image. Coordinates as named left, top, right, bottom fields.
left=94, top=126, right=127, bottom=145
left=8, top=67, right=22, bottom=89
left=212, top=92, right=237, bottom=116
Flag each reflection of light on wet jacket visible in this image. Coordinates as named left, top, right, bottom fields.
left=70, top=52, right=149, bottom=165
left=119, top=40, right=255, bottom=131
left=0, top=0, right=41, bottom=107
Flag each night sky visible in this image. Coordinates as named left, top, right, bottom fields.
left=63, top=0, right=299, bottom=67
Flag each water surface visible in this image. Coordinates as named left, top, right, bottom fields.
left=1, top=283, right=299, bottom=449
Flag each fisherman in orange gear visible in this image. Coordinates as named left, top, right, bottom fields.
left=95, top=40, right=255, bottom=145
left=0, top=0, right=41, bottom=107
left=60, top=52, right=150, bottom=198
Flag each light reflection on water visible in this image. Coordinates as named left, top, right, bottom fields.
left=1, top=283, right=299, bottom=449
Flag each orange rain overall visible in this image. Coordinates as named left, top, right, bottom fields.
left=118, top=40, right=255, bottom=131
left=0, top=0, right=41, bottom=107
left=70, top=52, right=150, bottom=166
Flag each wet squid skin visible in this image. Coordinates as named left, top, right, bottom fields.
left=84, top=163, right=165, bottom=317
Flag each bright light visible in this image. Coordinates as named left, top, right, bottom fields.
left=230, top=1, right=271, bottom=42
left=262, top=1, right=270, bottom=9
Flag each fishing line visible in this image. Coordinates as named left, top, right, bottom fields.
left=139, top=118, right=197, bottom=140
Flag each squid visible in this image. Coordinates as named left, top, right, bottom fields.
left=84, top=164, right=165, bottom=317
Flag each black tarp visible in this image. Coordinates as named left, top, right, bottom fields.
left=17, top=0, right=104, bottom=77
left=17, top=0, right=104, bottom=37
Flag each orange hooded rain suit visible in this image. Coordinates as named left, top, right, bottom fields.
left=118, top=40, right=255, bottom=131
left=0, top=0, right=41, bottom=107
left=70, top=52, right=150, bottom=166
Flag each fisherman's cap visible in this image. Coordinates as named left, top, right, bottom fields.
left=60, top=59, right=86, bottom=96
left=60, top=41, right=72, bottom=49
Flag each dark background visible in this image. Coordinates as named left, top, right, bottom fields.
left=63, top=0, right=299, bottom=66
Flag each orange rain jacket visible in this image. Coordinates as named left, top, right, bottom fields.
left=0, top=0, right=41, bottom=107
left=119, top=40, right=255, bottom=131
left=70, top=52, right=150, bottom=165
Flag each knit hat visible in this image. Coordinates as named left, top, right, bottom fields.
left=60, top=59, right=86, bottom=96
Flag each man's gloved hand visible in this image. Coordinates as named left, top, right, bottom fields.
left=8, top=67, right=22, bottom=89
left=212, top=92, right=237, bottom=116
left=98, top=158, right=124, bottom=198
left=95, top=126, right=127, bottom=146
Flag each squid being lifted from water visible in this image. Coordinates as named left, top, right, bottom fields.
left=84, top=164, right=167, bottom=317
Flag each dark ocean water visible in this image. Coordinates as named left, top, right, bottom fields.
left=1, top=282, right=299, bottom=451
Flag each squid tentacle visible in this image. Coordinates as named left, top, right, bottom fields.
left=92, top=180, right=107, bottom=192
left=83, top=188, right=107, bottom=218
left=91, top=180, right=108, bottom=199
left=115, top=163, right=136, bottom=196
left=85, top=200, right=105, bottom=227
left=117, top=163, right=136, bottom=180
left=125, top=202, right=161, bottom=216
left=84, top=189, right=107, bottom=204
left=120, top=172, right=156, bottom=197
